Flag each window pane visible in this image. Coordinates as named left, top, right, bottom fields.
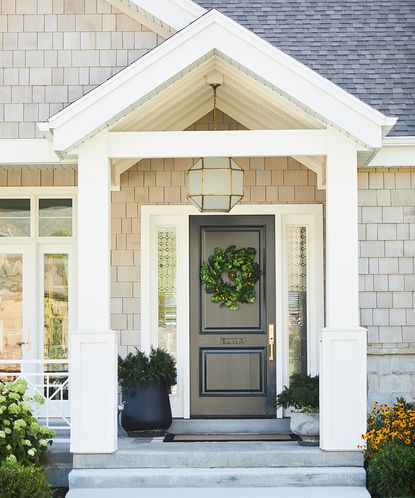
left=287, top=226, right=307, bottom=377
left=0, top=254, right=23, bottom=373
left=39, top=199, right=72, bottom=237
left=157, top=227, right=177, bottom=393
left=0, top=199, right=30, bottom=237
left=44, top=254, right=69, bottom=364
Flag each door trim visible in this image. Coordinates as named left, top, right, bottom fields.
left=142, top=204, right=324, bottom=419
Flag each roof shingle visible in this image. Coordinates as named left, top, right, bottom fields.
left=196, top=0, right=415, bottom=136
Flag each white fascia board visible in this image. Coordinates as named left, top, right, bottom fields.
left=108, top=130, right=328, bottom=158
left=128, top=0, right=206, bottom=30
left=44, top=10, right=396, bottom=152
left=368, top=138, right=415, bottom=167
left=105, top=0, right=175, bottom=38
left=0, top=139, right=65, bottom=164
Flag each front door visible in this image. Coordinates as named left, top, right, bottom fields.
left=190, top=215, right=276, bottom=417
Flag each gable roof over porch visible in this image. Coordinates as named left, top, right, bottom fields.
left=39, top=9, right=396, bottom=155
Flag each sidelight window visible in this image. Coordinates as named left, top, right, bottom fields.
left=287, top=226, right=308, bottom=377
left=157, top=227, right=177, bottom=358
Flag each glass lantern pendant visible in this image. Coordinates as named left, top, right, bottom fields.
left=187, top=157, right=244, bottom=212
left=187, top=83, right=244, bottom=213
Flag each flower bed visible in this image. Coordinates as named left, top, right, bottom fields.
left=361, top=398, right=415, bottom=497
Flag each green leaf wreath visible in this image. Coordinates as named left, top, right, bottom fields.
left=200, top=245, right=261, bottom=311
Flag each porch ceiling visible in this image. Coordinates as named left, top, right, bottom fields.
left=111, top=55, right=324, bottom=133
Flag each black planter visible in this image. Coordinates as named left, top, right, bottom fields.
left=120, top=381, right=172, bottom=436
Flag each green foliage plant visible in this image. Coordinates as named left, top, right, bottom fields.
left=274, top=373, right=319, bottom=413
left=367, top=443, right=415, bottom=498
left=118, top=347, right=177, bottom=394
left=0, top=459, right=52, bottom=498
left=0, top=378, right=55, bottom=466
left=200, top=245, right=261, bottom=310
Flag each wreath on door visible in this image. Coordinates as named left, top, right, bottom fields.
left=200, top=245, right=261, bottom=311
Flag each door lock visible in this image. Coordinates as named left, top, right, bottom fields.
left=268, top=324, right=275, bottom=362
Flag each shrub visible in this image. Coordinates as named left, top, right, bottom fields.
left=274, top=373, right=319, bottom=413
left=0, top=459, right=52, bottom=498
left=367, top=444, right=415, bottom=498
left=118, top=347, right=177, bottom=394
left=0, top=378, right=55, bottom=466
left=361, top=398, right=415, bottom=461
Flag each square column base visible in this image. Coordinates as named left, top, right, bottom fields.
left=320, top=327, right=367, bottom=451
left=70, top=330, right=118, bottom=454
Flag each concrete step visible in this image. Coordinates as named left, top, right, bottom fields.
left=69, top=466, right=366, bottom=489
left=47, top=442, right=72, bottom=487
left=67, top=486, right=370, bottom=498
left=74, top=441, right=363, bottom=469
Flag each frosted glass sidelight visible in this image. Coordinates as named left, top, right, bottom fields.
left=287, top=226, right=307, bottom=377
left=157, top=227, right=177, bottom=394
left=158, top=228, right=177, bottom=357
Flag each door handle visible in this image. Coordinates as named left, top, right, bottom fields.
left=17, top=328, right=29, bottom=351
left=268, top=324, right=275, bottom=362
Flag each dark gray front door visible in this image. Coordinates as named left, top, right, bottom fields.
left=190, top=215, right=276, bottom=417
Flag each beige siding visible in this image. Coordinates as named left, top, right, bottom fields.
left=359, top=168, right=415, bottom=406
left=0, top=0, right=162, bottom=138
left=1, top=167, right=77, bottom=186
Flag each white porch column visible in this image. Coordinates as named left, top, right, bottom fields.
left=70, top=129, right=118, bottom=453
left=320, top=128, right=367, bottom=451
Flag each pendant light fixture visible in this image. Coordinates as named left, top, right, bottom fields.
left=187, top=83, right=244, bottom=212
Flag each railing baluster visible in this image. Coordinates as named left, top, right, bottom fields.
left=0, top=360, right=70, bottom=441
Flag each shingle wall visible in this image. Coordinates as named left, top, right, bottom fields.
left=0, top=0, right=162, bottom=138
left=359, top=168, right=415, bottom=405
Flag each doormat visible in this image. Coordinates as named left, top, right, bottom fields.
left=163, top=433, right=300, bottom=442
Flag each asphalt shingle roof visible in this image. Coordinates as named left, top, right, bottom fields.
left=196, top=0, right=415, bottom=136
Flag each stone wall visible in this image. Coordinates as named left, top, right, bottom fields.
left=0, top=0, right=162, bottom=138
left=358, top=168, right=415, bottom=405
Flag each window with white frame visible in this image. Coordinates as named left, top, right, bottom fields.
left=0, top=196, right=74, bottom=239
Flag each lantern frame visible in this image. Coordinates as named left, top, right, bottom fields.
left=187, top=156, right=244, bottom=212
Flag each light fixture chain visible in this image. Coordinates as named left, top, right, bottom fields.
left=211, top=83, right=219, bottom=131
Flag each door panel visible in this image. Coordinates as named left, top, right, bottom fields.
left=190, top=215, right=276, bottom=417
left=0, top=246, right=36, bottom=373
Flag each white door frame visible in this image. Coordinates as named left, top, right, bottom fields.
left=141, top=203, right=324, bottom=418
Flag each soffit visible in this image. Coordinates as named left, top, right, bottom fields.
left=111, top=56, right=324, bottom=133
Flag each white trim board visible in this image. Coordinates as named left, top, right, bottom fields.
left=141, top=204, right=324, bottom=419
left=40, top=10, right=396, bottom=152
left=108, top=130, right=328, bottom=158
left=105, top=0, right=176, bottom=38
left=120, top=0, right=205, bottom=31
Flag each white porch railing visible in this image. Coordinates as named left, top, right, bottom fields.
left=0, top=359, right=70, bottom=443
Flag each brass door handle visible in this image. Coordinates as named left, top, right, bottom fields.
left=268, top=324, right=275, bottom=362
